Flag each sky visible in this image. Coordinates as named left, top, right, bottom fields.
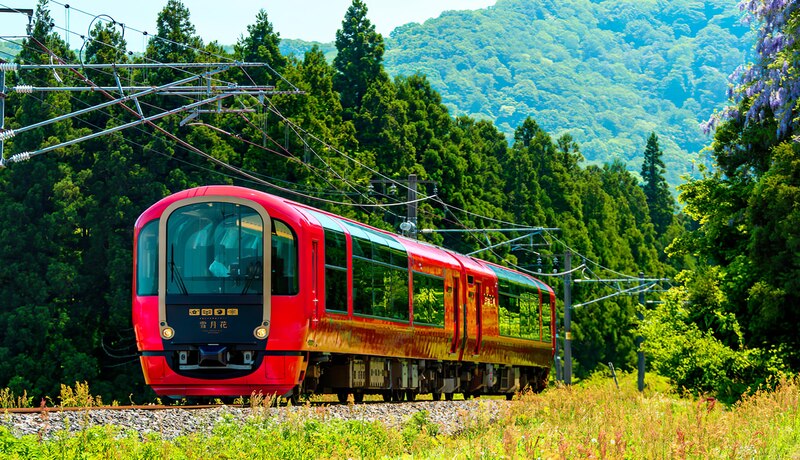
left=0, top=0, right=497, bottom=52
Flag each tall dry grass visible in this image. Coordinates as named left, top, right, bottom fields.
left=491, top=372, right=800, bottom=459
left=2, top=374, right=799, bottom=459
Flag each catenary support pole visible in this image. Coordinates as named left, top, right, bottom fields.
left=1, top=66, right=5, bottom=163
left=564, top=250, right=572, bottom=385
left=637, top=271, right=645, bottom=392
left=407, top=174, right=417, bottom=234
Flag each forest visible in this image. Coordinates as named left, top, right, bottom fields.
left=284, top=0, right=753, bottom=188
left=0, top=0, right=796, bottom=404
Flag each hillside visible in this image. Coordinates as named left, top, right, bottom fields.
left=283, top=0, right=750, bottom=186
left=384, top=0, right=750, bottom=185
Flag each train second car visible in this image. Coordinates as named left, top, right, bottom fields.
left=133, top=185, right=555, bottom=401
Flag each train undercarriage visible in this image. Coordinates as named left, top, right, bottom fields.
left=298, top=352, right=549, bottom=403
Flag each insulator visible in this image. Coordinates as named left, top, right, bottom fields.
left=9, top=152, right=31, bottom=163
left=0, top=63, right=18, bottom=72
left=0, top=129, right=15, bottom=141
left=14, top=85, right=33, bottom=94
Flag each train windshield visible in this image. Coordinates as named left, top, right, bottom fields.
left=166, top=202, right=265, bottom=295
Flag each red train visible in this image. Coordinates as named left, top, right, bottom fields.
left=133, top=185, right=555, bottom=402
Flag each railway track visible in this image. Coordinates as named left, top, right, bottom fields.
left=1, top=404, right=235, bottom=414
left=1, top=398, right=508, bottom=440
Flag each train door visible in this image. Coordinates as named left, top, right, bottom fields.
left=311, top=240, right=319, bottom=326
left=450, top=275, right=461, bottom=355
left=474, top=281, right=483, bottom=356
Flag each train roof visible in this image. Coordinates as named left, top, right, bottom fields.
left=138, top=185, right=553, bottom=293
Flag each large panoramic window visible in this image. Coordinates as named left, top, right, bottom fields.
left=492, top=266, right=544, bottom=341
left=412, top=272, right=445, bottom=326
left=323, top=227, right=348, bottom=312
left=166, top=202, right=266, bottom=295
left=346, top=222, right=409, bottom=322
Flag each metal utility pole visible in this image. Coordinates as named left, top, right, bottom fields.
left=371, top=174, right=436, bottom=238
left=0, top=7, right=33, bottom=161
left=637, top=271, right=645, bottom=392
left=407, top=173, right=418, bottom=231
left=1, top=63, right=6, bottom=162
left=565, top=273, right=668, bottom=390
left=563, top=250, right=573, bottom=385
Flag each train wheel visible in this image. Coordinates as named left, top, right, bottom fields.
left=444, top=392, right=454, bottom=401
left=431, top=392, right=442, bottom=401
left=337, top=391, right=349, bottom=404
left=353, top=392, right=364, bottom=404
left=382, top=391, right=393, bottom=402
left=505, top=393, right=514, bottom=401
left=406, top=390, right=417, bottom=402
left=392, top=390, right=404, bottom=402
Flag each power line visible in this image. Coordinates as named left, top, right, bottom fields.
left=3, top=2, right=665, bottom=292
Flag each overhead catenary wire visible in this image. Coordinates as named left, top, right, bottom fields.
left=3, top=5, right=411, bottom=211
left=2, top=2, right=669, bottom=291
left=3, top=1, right=438, bottom=216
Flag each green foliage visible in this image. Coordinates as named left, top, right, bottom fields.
left=146, top=0, right=202, bottom=85
left=640, top=132, right=675, bottom=234
left=333, top=0, right=388, bottom=117
left=671, top=2, right=800, bottom=371
left=5, top=381, right=800, bottom=458
left=234, top=9, right=287, bottom=84
left=639, top=269, right=790, bottom=403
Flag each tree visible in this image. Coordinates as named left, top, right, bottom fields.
left=0, top=0, right=102, bottom=399
left=640, top=132, right=674, bottom=234
left=145, top=0, right=202, bottom=85
left=333, top=0, right=388, bottom=118
left=671, top=1, right=800, bottom=368
left=233, top=9, right=287, bottom=85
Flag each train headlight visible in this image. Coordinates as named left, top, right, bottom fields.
left=161, top=327, right=175, bottom=340
left=254, top=326, right=268, bottom=339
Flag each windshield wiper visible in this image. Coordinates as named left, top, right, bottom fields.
left=170, top=244, right=188, bottom=295
left=241, top=259, right=262, bottom=295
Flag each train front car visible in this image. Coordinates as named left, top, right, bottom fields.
left=133, top=186, right=310, bottom=399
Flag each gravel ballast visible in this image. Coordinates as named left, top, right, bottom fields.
left=1, top=400, right=508, bottom=440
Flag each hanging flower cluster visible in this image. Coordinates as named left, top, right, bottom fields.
left=703, top=0, right=800, bottom=137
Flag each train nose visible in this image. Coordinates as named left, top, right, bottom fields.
left=198, top=345, right=228, bottom=366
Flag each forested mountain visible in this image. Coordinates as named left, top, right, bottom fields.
left=385, top=0, right=750, bottom=186
left=284, top=0, right=750, bottom=187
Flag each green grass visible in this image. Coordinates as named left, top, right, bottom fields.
left=2, top=373, right=800, bottom=459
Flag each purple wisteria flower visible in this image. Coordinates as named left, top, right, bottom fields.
left=709, top=0, right=800, bottom=138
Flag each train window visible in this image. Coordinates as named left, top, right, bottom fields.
left=498, top=292, right=520, bottom=337
left=303, top=209, right=349, bottom=310
left=136, top=219, right=159, bottom=296
left=351, top=235, right=369, bottom=258
left=519, top=291, right=539, bottom=340
left=491, top=265, right=546, bottom=341
left=324, top=228, right=347, bottom=312
left=166, top=202, right=264, bottom=295
left=352, top=257, right=372, bottom=315
left=348, top=223, right=409, bottom=322
left=272, top=219, right=298, bottom=295
left=379, top=264, right=409, bottom=320
left=541, top=292, right=552, bottom=342
left=412, top=272, right=445, bottom=326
